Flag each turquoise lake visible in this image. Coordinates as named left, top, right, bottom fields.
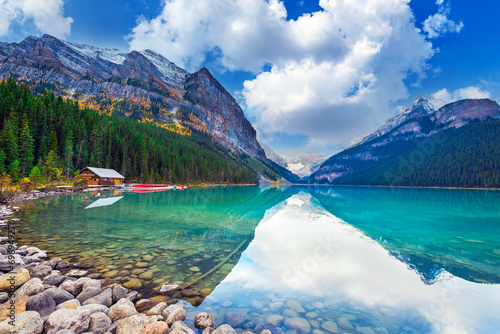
left=14, top=186, right=500, bottom=333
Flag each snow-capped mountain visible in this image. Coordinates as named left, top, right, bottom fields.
left=310, top=97, right=500, bottom=185
left=0, top=34, right=267, bottom=161
left=358, top=95, right=436, bottom=145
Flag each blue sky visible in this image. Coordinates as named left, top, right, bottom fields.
left=1, top=0, right=498, bottom=157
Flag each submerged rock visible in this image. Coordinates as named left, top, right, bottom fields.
left=336, top=318, right=353, bottom=330
left=266, top=315, right=284, bottom=327
left=124, top=278, right=142, bottom=289
left=284, top=317, right=311, bottom=334
left=321, top=321, right=338, bottom=333
left=213, top=324, right=237, bottom=334
left=226, top=312, right=249, bottom=328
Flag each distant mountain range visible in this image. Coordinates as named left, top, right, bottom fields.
left=310, top=96, right=500, bottom=188
left=0, top=35, right=299, bottom=183
left=262, top=144, right=328, bottom=178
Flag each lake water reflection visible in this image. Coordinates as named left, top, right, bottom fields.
left=192, top=190, right=500, bottom=334
left=15, top=186, right=500, bottom=333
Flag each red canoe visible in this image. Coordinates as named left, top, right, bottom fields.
left=132, top=184, right=169, bottom=188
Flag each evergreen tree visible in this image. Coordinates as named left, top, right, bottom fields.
left=44, top=150, right=62, bottom=181
left=63, top=130, right=73, bottom=177
left=18, top=116, right=34, bottom=177
left=0, top=150, right=5, bottom=174
left=28, top=166, right=42, bottom=188
left=48, top=130, right=58, bottom=154
left=0, top=120, right=18, bottom=164
left=9, top=159, right=20, bottom=182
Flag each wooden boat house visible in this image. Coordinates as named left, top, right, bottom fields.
left=80, top=167, right=125, bottom=186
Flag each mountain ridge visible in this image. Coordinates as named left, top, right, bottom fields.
left=310, top=97, right=500, bottom=187
left=0, top=34, right=269, bottom=163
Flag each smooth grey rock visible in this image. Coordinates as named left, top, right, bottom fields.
left=89, top=312, right=112, bottom=334
left=0, top=292, right=8, bottom=303
left=112, top=285, right=127, bottom=302
left=33, top=252, right=47, bottom=260
left=80, top=303, right=110, bottom=315
left=45, top=287, right=75, bottom=305
left=77, top=287, right=102, bottom=303
left=26, top=291, right=56, bottom=317
left=43, top=274, right=68, bottom=287
left=28, top=264, right=52, bottom=278
left=46, top=257, right=63, bottom=269
left=126, top=291, right=140, bottom=303
left=23, top=255, right=40, bottom=265
left=83, top=288, right=112, bottom=307
left=56, top=260, right=70, bottom=269
left=0, top=257, right=24, bottom=271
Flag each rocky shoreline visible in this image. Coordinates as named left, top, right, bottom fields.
left=0, top=218, right=264, bottom=334
left=0, top=189, right=68, bottom=218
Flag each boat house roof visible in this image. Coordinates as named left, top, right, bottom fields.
left=81, top=167, right=125, bottom=179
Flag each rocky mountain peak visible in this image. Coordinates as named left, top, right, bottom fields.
left=184, top=67, right=267, bottom=160
left=0, top=34, right=268, bottom=163
left=432, top=98, right=500, bottom=128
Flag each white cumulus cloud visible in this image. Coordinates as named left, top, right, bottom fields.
left=423, top=0, right=463, bottom=39
left=0, top=0, right=72, bottom=38
left=128, top=0, right=441, bottom=147
left=431, top=86, right=491, bottom=108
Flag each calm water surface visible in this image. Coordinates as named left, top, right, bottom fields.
left=14, top=186, right=500, bottom=334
